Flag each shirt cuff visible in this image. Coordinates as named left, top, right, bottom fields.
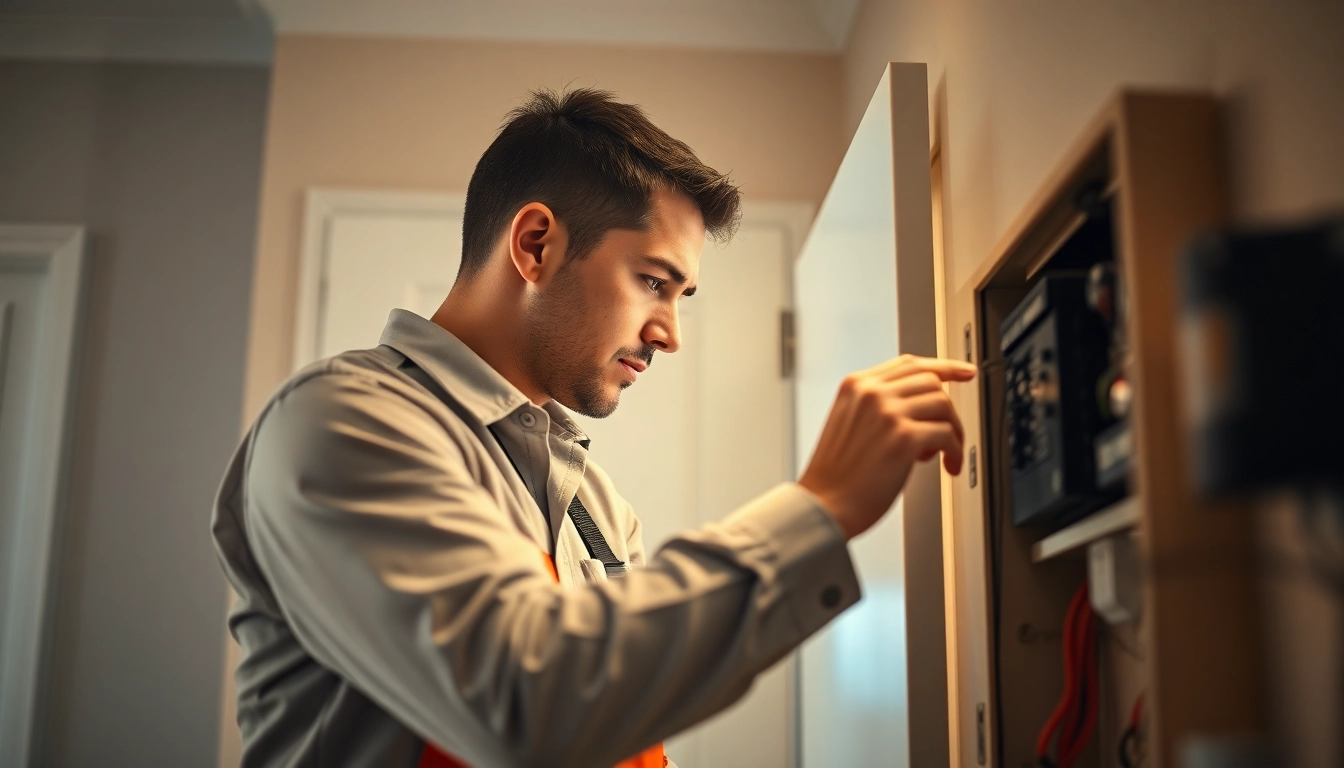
left=721, top=482, right=861, bottom=651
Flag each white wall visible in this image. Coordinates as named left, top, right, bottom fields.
left=0, top=60, right=268, bottom=766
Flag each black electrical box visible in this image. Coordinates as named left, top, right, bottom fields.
left=1001, top=276, right=1116, bottom=527
left=1181, top=217, right=1344, bottom=495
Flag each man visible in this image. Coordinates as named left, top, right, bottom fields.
left=213, top=87, right=975, bottom=767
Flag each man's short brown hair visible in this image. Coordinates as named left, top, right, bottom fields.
left=459, top=88, right=741, bottom=277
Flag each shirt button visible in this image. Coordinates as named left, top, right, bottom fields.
left=821, top=585, right=841, bottom=609
left=519, top=411, right=537, bottom=428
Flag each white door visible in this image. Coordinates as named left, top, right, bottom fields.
left=0, top=225, right=87, bottom=768
left=298, top=189, right=812, bottom=767
left=793, top=63, right=948, bottom=768
left=294, top=191, right=464, bottom=365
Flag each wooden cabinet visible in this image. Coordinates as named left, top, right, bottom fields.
left=946, top=92, right=1265, bottom=768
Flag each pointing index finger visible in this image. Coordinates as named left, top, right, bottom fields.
left=883, top=356, right=978, bottom=383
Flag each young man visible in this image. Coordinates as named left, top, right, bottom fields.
left=212, top=88, right=975, bottom=767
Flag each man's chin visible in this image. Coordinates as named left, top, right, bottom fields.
left=575, top=399, right=620, bottom=419
left=557, top=383, right=622, bottom=420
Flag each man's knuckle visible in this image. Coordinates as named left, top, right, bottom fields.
left=882, top=406, right=903, bottom=427
left=860, top=386, right=885, bottom=408
left=891, top=427, right=912, bottom=452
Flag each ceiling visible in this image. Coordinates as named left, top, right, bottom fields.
left=258, top=0, right=863, bottom=53
left=0, top=0, right=247, bottom=20
left=0, top=0, right=864, bottom=63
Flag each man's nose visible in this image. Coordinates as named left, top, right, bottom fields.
left=643, top=306, right=681, bottom=354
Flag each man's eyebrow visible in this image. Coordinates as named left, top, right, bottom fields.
left=641, top=255, right=697, bottom=297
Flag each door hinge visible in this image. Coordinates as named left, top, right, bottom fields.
left=976, top=702, right=987, bottom=765
left=780, top=309, right=796, bottom=379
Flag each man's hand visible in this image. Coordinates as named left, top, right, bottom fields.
left=798, top=355, right=977, bottom=540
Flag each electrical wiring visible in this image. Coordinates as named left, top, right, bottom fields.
left=1035, top=589, right=1085, bottom=764
left=1059, top=609, right=1098, bottom=768
left=1117, top=692, right=1145, bottom=768
left=1035, top=583, right=1100, bottom=768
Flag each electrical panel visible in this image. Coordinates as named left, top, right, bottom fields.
left=1001, top=276, right=1115, bottom=526
left=998, top=185, right=1135, bottom=529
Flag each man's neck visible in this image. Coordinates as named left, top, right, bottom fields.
left=430, top=288, right=549, bottom=406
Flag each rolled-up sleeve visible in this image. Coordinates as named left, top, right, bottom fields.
left=244, top=371, right=860, bottom=768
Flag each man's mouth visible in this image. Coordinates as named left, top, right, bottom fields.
left=618, top=358, right=645, bottom=381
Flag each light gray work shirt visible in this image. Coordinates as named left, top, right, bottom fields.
left=212, top=309, right=860, bottom=768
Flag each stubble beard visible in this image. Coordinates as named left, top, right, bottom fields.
left=521, top=266, right=623, bottom=419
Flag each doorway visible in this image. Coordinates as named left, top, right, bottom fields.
left=0, top=224, right=86, bottom=768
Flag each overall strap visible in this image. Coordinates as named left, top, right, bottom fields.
left=566, top=495, right=628, bottom=577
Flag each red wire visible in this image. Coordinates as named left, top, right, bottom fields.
left=1035, top=587, right=1081, bottom=759
left=1057, top=605, right=1086, bottom=766
left=1036, top=585, right=1088, bottom=762
left=1059, top=606, right=1099, bottom=768
left=1128, top=692, right=1145, bottom=730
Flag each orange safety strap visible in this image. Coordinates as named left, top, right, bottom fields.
left=418, top=552, right=666, bottom=768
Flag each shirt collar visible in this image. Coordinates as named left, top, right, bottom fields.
left=378, top=309, right=590, bottom=446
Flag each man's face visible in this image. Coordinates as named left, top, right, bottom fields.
left=522, top=189, right=704, bottom=418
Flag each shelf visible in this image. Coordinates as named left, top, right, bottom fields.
left=1031, top=496, right=1140, bottom=562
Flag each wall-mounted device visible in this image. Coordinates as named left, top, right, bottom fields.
left=1001, top=274, right=1119, bottom=527
left=1180, top=216, right=1344, bottom=496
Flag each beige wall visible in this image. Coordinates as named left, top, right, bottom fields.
left=840, top=1, right=1343, bottom=765
left=843, top=0, right=1344, bottom=298
left=242, top=34, right=844, bottom=422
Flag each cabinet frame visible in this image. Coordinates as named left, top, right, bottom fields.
left=950, top=91, right=1265, bottom=768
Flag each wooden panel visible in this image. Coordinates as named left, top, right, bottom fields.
left=1114, top=93, right=1265, bottom=766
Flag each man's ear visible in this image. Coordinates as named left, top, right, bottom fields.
left=507, top=202, right=566, bottom=284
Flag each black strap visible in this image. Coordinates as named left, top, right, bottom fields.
left=488, top=423, right=626, bottom=576
left=567, top=495, right=627, bottom=577
left=397, top=356, right=627, bottom=578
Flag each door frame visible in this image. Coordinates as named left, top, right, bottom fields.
left=749, top=200, right=814, bottom=768
left=730, top=199, right=814, bottom=471
left=0, top=224, right=87, bottom=768
left=294, top=189, right=467, bottom=371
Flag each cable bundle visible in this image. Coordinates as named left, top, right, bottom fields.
left=1035, top=584, right=1099, bottom=768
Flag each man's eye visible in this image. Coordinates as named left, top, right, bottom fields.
left=643, top=276, right=666, bottom=294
